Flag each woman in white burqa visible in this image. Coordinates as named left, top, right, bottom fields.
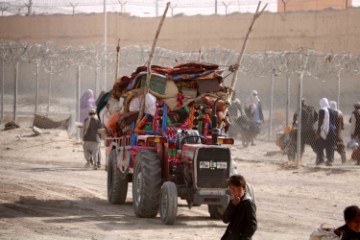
left=315, top=98, right=337, bottom=166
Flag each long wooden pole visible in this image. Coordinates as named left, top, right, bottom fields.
left=136, top=2, right=170, bottom=124
left=229, top=1, right=267, bottom=99
left=115, top=38, right=120, bottom=82
left=1, top=58, right=5, bottom=122
left=145, top=2, right=170, bottom=93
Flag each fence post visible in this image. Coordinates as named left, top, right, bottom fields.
left=103, top=0, right=107, bottom=92
left=35, top=62, right=39, bottom=114
left=47, top=62, right=52, bottom=116
left=336, top=72, right=341, bottom=109
left=1, top=58, right=4, bottom=122
left=14, top=61, right=19, bottom=121
left=296, top=78, right=302, bottom=164
left=286, top=74, right=290, bottom=126
left=95, top=66, right=99, bottom=98
left=268, top=70, right=275, bottom=141
left=76, top=65, right=81, bottom=141
left=296, top=51, right=309, bottom=165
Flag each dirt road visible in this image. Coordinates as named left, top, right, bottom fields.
left=1, top=126, right=359, bottom=240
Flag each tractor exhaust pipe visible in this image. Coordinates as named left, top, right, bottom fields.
left=211, top=98, right=221, bottom=145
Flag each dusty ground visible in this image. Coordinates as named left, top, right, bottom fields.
left=0, top=119, right=359, bottom=240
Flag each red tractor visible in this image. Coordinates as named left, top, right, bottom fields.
left=102, top=63, right=236, bottom=224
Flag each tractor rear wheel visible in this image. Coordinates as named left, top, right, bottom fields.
left=107, top=149, right=128, bottom=204
left=160, top=181, right=178, bottom=225
left=133, top=149, right=162, bottom=218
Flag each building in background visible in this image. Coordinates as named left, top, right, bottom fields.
left=278, top=0, right=352, bottom=13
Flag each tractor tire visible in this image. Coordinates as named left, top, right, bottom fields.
left=107, top=149, right=128, bottom=204
left=160, top=181, right=178, bottom=225
left=208, top=204, right=226, bottom=219
left=133, top=149, right=162, bottom=218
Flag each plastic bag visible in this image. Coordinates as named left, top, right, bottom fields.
left=309, top=223, right=340, bottom=240
left=347, top=139, right=359, bottom=149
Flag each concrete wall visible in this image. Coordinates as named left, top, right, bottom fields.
left=1, top=7, right=360, bottom=54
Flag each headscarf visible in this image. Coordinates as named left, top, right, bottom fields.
left=329, top=101, right=336, bottom=110
left=245, top=90, right=260, bottom=114
left=354, top=102, right=360, bottom=109
left=319, top=98, right=330, bottom=139
left=330, top=100, right=342, bottom=115
left=80, top=89, right=96, bottom=124
left=80, top=89, right=96, bottom=109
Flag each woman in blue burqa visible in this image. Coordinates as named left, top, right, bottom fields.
left=244, top=90, right=264, bottom=145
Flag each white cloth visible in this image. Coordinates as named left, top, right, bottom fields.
left=99, top=107, right=111, bottom=129
left=245, top=90, right=260, bottom=114
left=330, top=100, right=342, bottom=115
left=319, top=98, right=330, bottom=139
left=83, top=141, right=100, bottom=165
left=309, top=223, right=340, bottom=240
left=145, top=93, right=156, bottom=116
left=129, top=96, right=142, bottom=112
left=128, top=93, right=157, bottom=116
left=329, top=101, right=337, bottom=111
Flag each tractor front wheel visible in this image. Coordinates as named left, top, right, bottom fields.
left=132, top=149, right=162, bottom=218
left=160, top=181, right=178, bottom=225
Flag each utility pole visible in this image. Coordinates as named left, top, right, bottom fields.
left=281, top=0, right=290, bottom=16
left=155, top=0, right=162, bottom=17
left=69, top=3, right=79, bottom=16
left=0, top=6, right=8, bottom=16
left=223, top=1, right=230, bottom=15
left=169, top=4, right=176, bottom=16
left=117, top=0, right=127, bottom=13
left=215, top=0, right=218, bottom=14
left=103, top=0, right=107, bottom=91
left=25, top=0, right=32, bottom=16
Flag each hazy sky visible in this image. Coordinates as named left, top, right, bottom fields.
left=68, top=0, right=278, bottom=16
left=87, top=0, right=360, bottom=17
left=3, top=0, right=360, bottom=17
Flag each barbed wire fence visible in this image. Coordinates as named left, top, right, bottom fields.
left=1, top=40, right=360, bottom=165
left=2, top=0, right=360, bottom=17
left=0, top=0, right=279, bottom=17
left=226, top=47, right=360, bottom=166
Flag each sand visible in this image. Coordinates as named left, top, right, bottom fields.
left=0, top=123, right=359, bottom=240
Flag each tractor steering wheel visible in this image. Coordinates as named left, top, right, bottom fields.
left=180, top=135, right=207, bottom=145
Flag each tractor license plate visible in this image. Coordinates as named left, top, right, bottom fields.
left=199, top=161, right=227, bottom=169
